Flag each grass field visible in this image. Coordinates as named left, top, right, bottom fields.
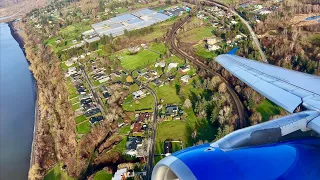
left=94, top=170, right=113, bottom=180
left=44, top=163, right=74, bottom=180
left=180, top=26, right=213, bottom=44
left=75, top=115, right=87, bottom=124
left=122, top=95, right=155, bottom=112
left=194, top=43, right=217, bottom=60
left=138, top=16, right=179, bottom=42
left=111, top=49, right=160, bottom=70
left=157, top=121, right=187, bottom=143
left=149, top=43, right=167, bottom=54
left=76, top=121, right=91, bottom=134
left=256, top=99, right=282, bottom=122
left=66, top=78, right=78, bottom=99
left=72, top=103, right=81, bottom=110
left=119, top=125, right=131, bottom=134
left=152, top=84, right=181, bottom=105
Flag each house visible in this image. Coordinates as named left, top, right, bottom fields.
left=230, top=20, right=238, bottom=25
left=136, top=112, right=152, bottom=122
left=132, top=122, right=143, bottom=135
left=132, top=90, right=146, bottom=99
left=99, top=76, right=110, bottom=83
left=155, top=61, right=166, bottom=68
left=112, top=168, right=127, bottom=180
left=101, top=85, right=108, bottom=93
left=168, top=63, right=178, bottom=71
left=166, top=105, right=178, bottom=116
left=179, top=65, right=190, bottom=73
left=65, top=67, right=77, bottom=77
left=168, top=75, right=175, bottom=81
left=65, top=57, right=78, bottom=67
left=206, top=38, right=221, bottom=51
left=55, top=39, right=62, bottom=44
left=152, top=79, right=163, bottom=86
left=126, top=137, right=142, bottom=150
left=89, top=115, right=104, bottom=124
left=103, top=92, right=111, bottom=99
left=150, top=70, right=158, bottom=76
left=180, top=75, right=190, bottom=83
left=114, top=71, right=121, bottom=77
left=126, top=76, right=133, bottom=83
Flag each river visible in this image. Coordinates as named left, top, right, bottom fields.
left=0, top=23, right=36, bottom=180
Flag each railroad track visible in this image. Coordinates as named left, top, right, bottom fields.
left=167, top=14, right=246, bottom=128
left=204, top=0, right=268, bottom=63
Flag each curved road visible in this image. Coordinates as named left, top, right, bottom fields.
left=205, top=0, right=268, bottom=63
left=167, top=15, right=246, bottom=128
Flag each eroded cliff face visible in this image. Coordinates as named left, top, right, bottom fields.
left=21, top=19, right=130, bottom=179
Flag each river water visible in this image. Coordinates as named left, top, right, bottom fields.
left=0, top=23, right=36, bottom=180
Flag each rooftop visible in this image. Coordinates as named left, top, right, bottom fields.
left=91, top=8, right=170, bottom=37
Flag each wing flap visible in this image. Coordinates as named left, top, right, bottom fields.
left=307, top=116, right=320, bottom=134
left=216, top=54, right=320, bottom=112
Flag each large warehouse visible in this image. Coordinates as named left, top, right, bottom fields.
left=90, top=8, right=170, bottom=37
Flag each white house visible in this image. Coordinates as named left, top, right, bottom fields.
left=180, top=75, right=190, bottom=83
left=132, top=90, right=146, bottom=99
left=168, top=63, right=178, bottom=71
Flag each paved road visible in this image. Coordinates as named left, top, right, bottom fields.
left=79, top=65, right=106, bottom=117
left=167, top=14, right=246, bottom=128
left=136, top=82, right=158, bottom=180
left=205, top=0, right=268, bottom=63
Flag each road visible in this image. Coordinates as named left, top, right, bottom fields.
left=167, top=14, right=246, bottom=128
left=137, top=82, right=158, bottom=180
left=79, top=65, right=106, bottom=117
left=205, top=0, right=268, bottom=63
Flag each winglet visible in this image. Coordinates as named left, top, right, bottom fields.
left=227, top=47, right=238, bottom=55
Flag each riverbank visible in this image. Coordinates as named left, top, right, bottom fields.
left=7, top=20, right=40, bottom=172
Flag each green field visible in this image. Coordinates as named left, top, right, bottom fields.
left=152, top=84, right=181, bottom=105
left=122, top=95, right=155, bottom=111
left=149, top=43, right=167, bottom=54
left=138, top=17, right=178, bottom=41
left=256, top=99, right=282, bottom=122
left=94, top=170, right=113, bottom=180
left=44, top=163, right=74, bottom=180
left=75, top=115, right=87, bottom=124
left=194, top=43, right=217, bottom=60
left=180, top=26, right=213, bottom=44
left=76, top=121, right=91, bottom=134
left=72, top=103, right=81, bottom=110
left=111, top=49, right=160, bottom=70
left=66, top=78, right=78, bottom=99
left=157, top=121, right=187, bottom=142
left=119, top=125, right=131, bottom=134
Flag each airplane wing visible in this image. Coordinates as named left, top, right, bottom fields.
left=216, top=54, right=320, bottom=133
left=152, top=54, right=320, bottom=180
left=216, top=54, right=320, bottom=113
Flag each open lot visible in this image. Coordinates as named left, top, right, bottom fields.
left=76, top=121, right=91, bottom=134
left=111, top=49, right=159, bottom=70
left=256, top=99, right=282, bottom=122
left=122, top=94, right=155, bottom=112
left=152, top=84, right=181, bottom=105
left=179, top=26, right=213, bottom=44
